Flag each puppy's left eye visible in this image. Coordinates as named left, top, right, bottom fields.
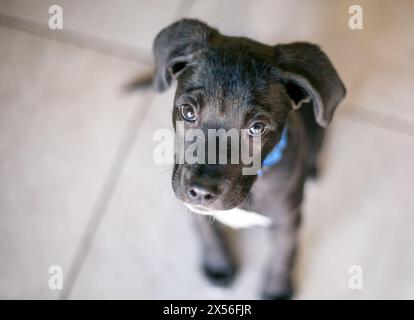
left=248, top=122, right=267, bottom=137
left=181, top=104, right=197, bottom=122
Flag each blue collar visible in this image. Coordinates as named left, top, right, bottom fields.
left=258, top=127, right=288, bottom=176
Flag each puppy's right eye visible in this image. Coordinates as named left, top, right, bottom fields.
left=180, top=104, right=197, bottom=122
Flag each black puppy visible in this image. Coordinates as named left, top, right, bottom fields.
left=152, top=19, right=346, bottom=299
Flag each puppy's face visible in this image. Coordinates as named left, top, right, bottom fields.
left=153, top=19, right=346, bottom=213
left=171, top=50, right=291, bottom=211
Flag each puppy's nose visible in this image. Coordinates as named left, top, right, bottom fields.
left=187, top=183, right=217, bottom=205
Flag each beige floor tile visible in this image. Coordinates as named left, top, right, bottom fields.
left=0, top=26, right=149, bottom=298
left=296, top=117, right=414, bottom=299
left=0, top=0, right=182, bottom=52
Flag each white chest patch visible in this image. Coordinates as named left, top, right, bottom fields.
left=185, top=204, right=273, bottom=229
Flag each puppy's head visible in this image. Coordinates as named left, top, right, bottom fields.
left=153, top=19, right=346, bottom=213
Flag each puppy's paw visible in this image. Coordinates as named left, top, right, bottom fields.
left=261, top=288, right=293, bottom=300
left=307, top=165, right=319, bottom=180
left=261, top=280, right=293, bottom=300
left=202, top=262, right=236, bottom=288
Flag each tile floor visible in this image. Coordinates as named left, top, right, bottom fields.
left=0, top=0, right=413, bottom=299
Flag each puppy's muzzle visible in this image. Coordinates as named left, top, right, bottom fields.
left=186, top=175, right=219, bottom=206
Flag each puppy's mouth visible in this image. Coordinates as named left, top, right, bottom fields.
left=184, top=200, right=273, bottom=229
left=184, top=203, right=215, bottom=215
left=183, top=200, right=247, bottom=215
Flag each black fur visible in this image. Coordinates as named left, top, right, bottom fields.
left=152, top=19, right=346, bottom=299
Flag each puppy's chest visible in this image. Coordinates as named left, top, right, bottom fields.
left=211, top=208, right=272, bottom=229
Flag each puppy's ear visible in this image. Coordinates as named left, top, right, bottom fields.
left=153, top=19, right=215, bottom=92
left=273, top=42, right=346, bottom=127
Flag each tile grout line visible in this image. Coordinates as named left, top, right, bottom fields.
left=0, top=0, right=197, bottom=66
left=0, top=13, right=153, bottom=65
left=337, top=103, right=414, bottom=138
left=59, top=0, right=196, bottom=299
left=59, top=93, right=154, bottom=300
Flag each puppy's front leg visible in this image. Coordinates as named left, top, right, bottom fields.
left=192, top=216, right=237, bottom=287
left=262, top=209, right=300, bottom=300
